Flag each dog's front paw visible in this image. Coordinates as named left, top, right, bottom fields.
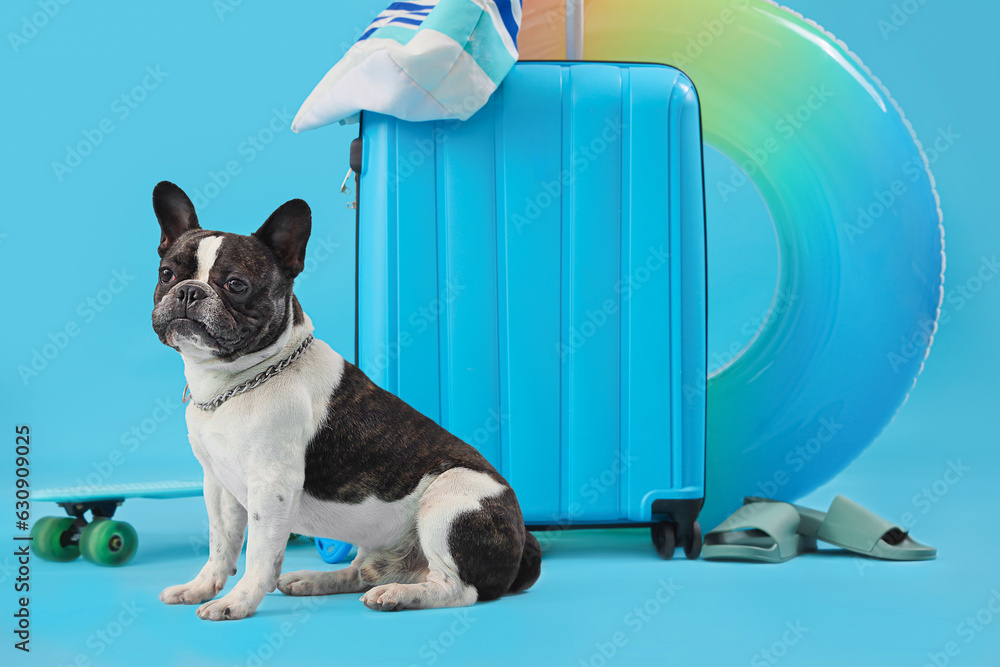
left=160, top=578, right=225, bottom=605
left=196, top=592, right=258, bottom=621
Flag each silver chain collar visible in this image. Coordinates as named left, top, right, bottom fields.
left=182, top=334, right=315, bottom=411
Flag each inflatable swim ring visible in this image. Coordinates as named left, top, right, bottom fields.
left=521, top=0, right=945, bottom=524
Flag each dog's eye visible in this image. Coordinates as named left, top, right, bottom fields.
left=159, top=267, right=175, bottom=284
left=225, top=278, right=248, bottom=294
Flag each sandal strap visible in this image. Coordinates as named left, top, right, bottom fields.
left=816, top=495, right=903, bottom=552
left=707, top=501, right=800, bottom=541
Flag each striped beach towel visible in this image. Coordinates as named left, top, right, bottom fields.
left=291, top=0, right=523, bottom=132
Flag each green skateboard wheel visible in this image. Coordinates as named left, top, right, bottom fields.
left=80, top=518, right=138, bottom=566
left=31, top=516, right=80, bottom=562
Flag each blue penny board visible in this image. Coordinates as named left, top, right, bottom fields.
left=33, top=480, right=203, bottom=503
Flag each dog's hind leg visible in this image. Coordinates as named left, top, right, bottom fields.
left=278, top=548, right=371, bottom=596
left=360, top=468, right=521, bottom=611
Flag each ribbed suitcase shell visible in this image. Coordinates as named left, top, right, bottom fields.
left=356, top=62, right=706, bottom=526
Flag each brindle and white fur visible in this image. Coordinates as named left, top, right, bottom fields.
left=150, top=181, right=540, bottom=620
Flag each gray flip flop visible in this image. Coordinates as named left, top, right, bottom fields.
left=702, top=501, right=818, bottom=563
left=744, top=495, right=937, bottom=561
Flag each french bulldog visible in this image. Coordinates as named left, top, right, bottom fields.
left=151, top=181, right=540, bottom=620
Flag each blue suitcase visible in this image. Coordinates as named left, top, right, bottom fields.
left=349, top=62, right=707, bottom=559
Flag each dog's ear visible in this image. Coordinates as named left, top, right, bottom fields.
left=253, top=199, right=312, bottom=279
left=152, top=181, right=200, bottom=257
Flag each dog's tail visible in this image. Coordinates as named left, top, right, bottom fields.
left=509, top=528, right=541, bottom=593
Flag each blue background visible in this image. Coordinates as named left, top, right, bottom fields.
left=2, top=1, right=998, bottom=665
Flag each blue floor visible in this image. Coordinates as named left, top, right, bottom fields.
left=7, top=1, right=998, bottom=665
left=22, top=383, right=1000, bottom=667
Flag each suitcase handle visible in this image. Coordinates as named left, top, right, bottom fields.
left=342, top=137, right=364, bottom=208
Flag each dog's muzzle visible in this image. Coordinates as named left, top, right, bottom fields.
left=153, top=280, right=237, bottom=351
left=174, top=282, right=209, bottom=316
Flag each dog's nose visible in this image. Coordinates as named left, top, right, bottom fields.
left=175, top=283, right=207, bottom=309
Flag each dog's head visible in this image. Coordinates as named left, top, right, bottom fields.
left=150, top=181, right=311, bottom=362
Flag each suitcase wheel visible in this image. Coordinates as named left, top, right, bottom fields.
left=681, top=521, right=703, bottom=560
left=651, top=520, right=703, bottom=560
left=651, top=521, right=676, bottom=560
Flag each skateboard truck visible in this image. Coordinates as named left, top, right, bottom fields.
left=55, top=499, right=124, bottom=549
